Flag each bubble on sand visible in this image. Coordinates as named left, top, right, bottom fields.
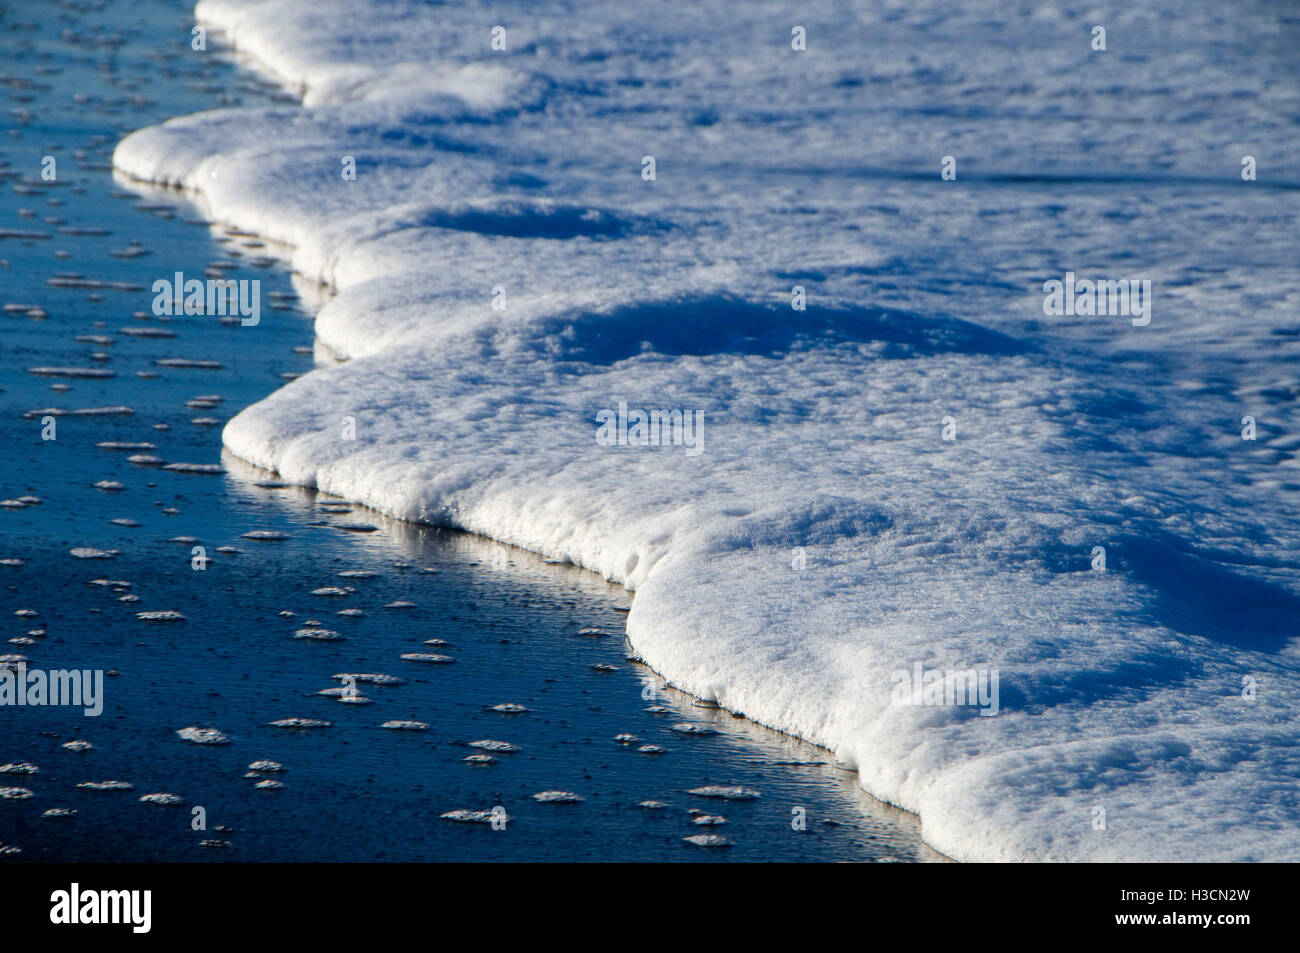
left=28, top=366, right=115, bottom=379
left=155, top=358, right=223, bottom=369
left=293, top=628, right=344, bottom=641
left=25, top=406, right=133, bottom=419
left=177, top=727, right=229, bottom=745
left=70, top=547, right=117, bottom=559
left=683, top=834, right=732, bottom=848
left=670, top=723, right=719, bottom=736
left=163, top=463, right=224, bottom=474
left=440, top=809, right=495, bottom=824
left=687, top=785, right=760, bottom=800
left=77, top=781, right=134, bottom=791
left=333, top=672, right=403, bottom=686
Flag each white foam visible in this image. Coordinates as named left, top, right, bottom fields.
left=113, top=0, right=1300, bottom=861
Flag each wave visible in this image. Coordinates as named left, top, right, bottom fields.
left=113, top=0, right=1300, bottom=861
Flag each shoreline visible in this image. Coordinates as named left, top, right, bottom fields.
left=106, top=0, right=1300, bottom=863
left=112, top=20, right=950, bottom=856
left=2, top=0, right=943, bottom=862
left=102, top=22, right=954, bottom=856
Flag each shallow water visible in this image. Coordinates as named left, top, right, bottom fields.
left=0, top=0, right=943, bottom=862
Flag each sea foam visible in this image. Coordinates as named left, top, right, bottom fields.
left=113, top=0, right=1300, bottom=861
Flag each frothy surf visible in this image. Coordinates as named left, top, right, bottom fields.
left=112, top=0, right=1300, bottom=861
